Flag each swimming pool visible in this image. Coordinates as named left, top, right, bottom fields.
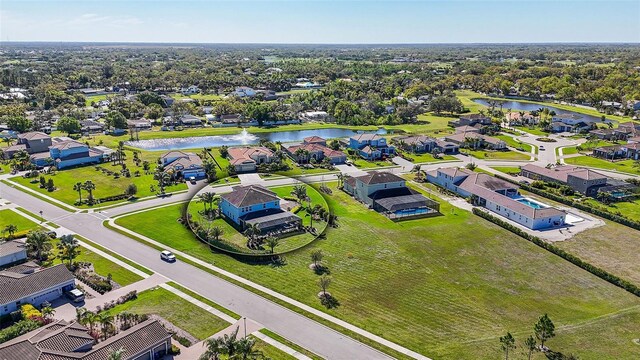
left=517, top=198, right=549, bottom=209
left=394, top=207, right=430, bottom=216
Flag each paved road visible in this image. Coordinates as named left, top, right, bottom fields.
left=0, top=182, right=393, bottom=360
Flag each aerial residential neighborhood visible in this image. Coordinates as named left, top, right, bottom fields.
left=0, top=1, right=639, bottom=360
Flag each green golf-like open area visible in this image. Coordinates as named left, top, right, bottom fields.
left=0, top=209, right=41, bottom=237
left=114, top=182, right=640, bottom=359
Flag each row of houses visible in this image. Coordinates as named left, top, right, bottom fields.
left=4, top=132, right=109, bottom=169
left=427, top=167, right=566, bottom=230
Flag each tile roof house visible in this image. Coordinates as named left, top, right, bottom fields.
left=0, top=240, right=28, bottom=267
left=391, top=135, right=437, bottom=153
left=79, top=120, right=104, bottom=134
left=284, top=137, right=346, bottom=165
left=4, top=132, right=52, bottom=158
left=0, top=319, right=171, bottom=360
left=227, top=146, right=275, bottom=173
left=219, top=185, right=301, bottom=233
left=448, top=114, right=492, bottom=127
left=520, top=164, right=608, bottom=196
left=126, top=119, right=153, bottom=130
left=348, top=134, right=395, bottom=160
left=178, top=115, right=203, bottom=127
left=160, top=151, right=205, bottom=180
left=427, top=167, right=565, bottom=230
left=0, top=264, right=76, bottom=316
left=444, top=131, right=507, bottom=150
left=592, top=142, right=640, bottom=161
left=343, top=171, right=439, bottom=220
left=47, top=140, right=105, bottom=169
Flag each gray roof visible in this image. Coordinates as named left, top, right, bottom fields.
left=0, top=319, right=170, bottom=360
left=0, top=240, right=27, bottom=258
left=244, top=211, right=301, bottom=230
left=0, top=264, right=75, bottom=305
left=355, top=171, right=404, bottom=185
left=220, top=185, right=279, bottom=208
left=374, top=194, right=429, bottom=212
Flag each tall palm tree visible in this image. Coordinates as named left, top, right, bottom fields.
left=243, top=224, right=261, bottom=244
left=198, top=192, right=217, bottom=214
left=73, top=182, right=83, bottom=203
left=98, top=313, right=114, bottom=340
left=3, top=224, right=18, bottom=239
left=265, top=236, right=279, bottom=254
left=57, top=234, right=80, bottom=267
left=235, top=336, right=263, bottom=360
left=208, top=226, right=224, bottom=249
left=82, top=180, right=96, bottom=204
left=25, top=230, right=52, bottom=261
left=290, top=184, right=308, bottom=202
left=200, top=337, right=225, bottom=360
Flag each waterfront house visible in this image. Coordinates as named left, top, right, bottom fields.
left=520, top=164, right=608, bottom=196
left=284, top=136, right=346, bottom=164
left=161, top=151, right=205, bottom=180
left=448, top=114, right=492, bottom=128
left=299, top=111, right=334, bottom=122
left=391, top=135, right=437, bottom=153
left=343, top=171, right=439, bottom=220
left=228, top=146, right=275, bottom=173
left=443, top=131, right=507, bottom=150
left=219, top=185, right=301, bottom=233
left=80, top=119, right=104, bottom=134
left=178, top=114, right=203, bottom=127
left=348, top=134, right=395, bottom=160
left=427, top=167, right=565, bottom=230
left=0, top=264, right=76, bottom=316
left=0, top=319, right=171, bottom=360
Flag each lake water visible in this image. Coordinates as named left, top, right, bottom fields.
left=126, top=127, right=389, bottom=151
left=473, top=99, right=610, bottom=123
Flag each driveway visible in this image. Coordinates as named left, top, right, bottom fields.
left=392, top=156, right=415, bottom=172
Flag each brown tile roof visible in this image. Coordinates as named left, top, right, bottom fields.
left=350, top=133, right=381, bottom=141
left=303, top=136, right=325, bottom=144
left=286, top=143, right=345, bottom=159
left=0, top=240, right=26, bottom=258
left=18, top=132, right=50, bottom=141
left=49, top=140, right=86, bottom=151
left=162, top=152, right=202, bottom=171
left=228, top=146, right=274, bottom=165
left=220, top=185, right=279, bottom=207
left=0, top=264, right=75, bottom=305
left=521, top=164, right=607, bottom=182
left=392, top=135, right=435, bottom=146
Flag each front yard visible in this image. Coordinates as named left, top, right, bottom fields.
left=0, top=209, right=41, bottom=237
left=464, top=148, right=531, bottom=161
left=114, top=181, right=640, bottom=359
left=564, top=155, right=640, bottom=175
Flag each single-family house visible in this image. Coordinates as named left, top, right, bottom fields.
left=520, top=164, right=608, bottom=196
left=284, top=136, right=347, bottom=165
left=348, top=134, right=395, bottom=160
left=256, top=89, right=277, bottom=101
left=0, top=264, right=76, bottom=316
left=4, top=132, right=52, bottom=158
left=434, top=139, right=460, bottom=154
left=232, top=87, right=256, bottom=98
left=592, top=142, right=640, bottom=161
left=181, top=85, right=200, bottom=95
left=443, top=131, right=507, bottom=150
left=427, top=167, right=566, bottom=230
left=0, top=319, right=172, bottom=360
left=127, top=118, right=153, bottom=130
left=299, top=111, right=334, bottom=122
left=391, top=135, right=437, bottom=153
left=505, top=112, right=535, bottom=126
left=0, top=240, right=27, bottom=268
left=161, top=151, right=205, bottom=180
left=228, top=146, right=275, bottom=172
left=219, top=185, right=302, bottom=233
left=48, top=140, right=104, bottom=169
left=448, top=114, right=492, bottom=128
left=80, top=119, right=104, bottom=134
left=178, top=115, right=203, bottom=127
left=617, top=122, right=640, bottom=137
left=343, top=171, right=439, bottom=220
left=551, top=113, right=585, bottom=125
left=588, top=128, right=628, bottom=141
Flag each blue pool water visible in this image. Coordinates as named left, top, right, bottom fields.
left=517, top=198, right=546, bottom=209
left=395, top=207, right=429, bottom=216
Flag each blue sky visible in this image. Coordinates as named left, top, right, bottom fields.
left=1, top=1, right=639, bottom=43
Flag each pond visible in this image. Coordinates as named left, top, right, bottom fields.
left=125, top=127, right=389, bottom=151
left=473, top=99, right=610, bottom=124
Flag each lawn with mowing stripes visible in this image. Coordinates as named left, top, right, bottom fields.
left=0, top=209, right=41, bottom=236
left=115, top=183, right=640, bottom=359
left=103, top=286, right=229, bottom=340
left=564, top=155, right=640, bottom=175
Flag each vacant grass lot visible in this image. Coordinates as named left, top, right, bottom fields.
left=556, top=221, right=640, bottom=286
left=50, top=240, right=143, bottom=287
left=0, top=209, right=40, bottom=236
left=564, top=156, right=640, bottom=175
left=12, top=149, right=187, bottom=207
left=115, top=182, right=640, bottom=359
left=496, top=134, right=535, bottom=153
left=403, top=152, right=457, bottom=164
left=490, top=166, right=522, bottom=175
left=103, top=286, right=229, bottom=340
left=465, top=149, right=531, bottom=161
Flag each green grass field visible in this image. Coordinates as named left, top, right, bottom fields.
left=490, top=166, right=522, bottom=175
left=564, top=156, right=640, bottom=175
left=0, top=209, right=41, bottom=237
left=465, top=149, right=531, bottom=161
left=115, top=182, right=640, bottom=359
left=403, top=152, right=457, bottom=164
left=103, top=286, right=229, bottom=340
left=169, top=92, right=223, bottom=101
left=12, top=149, right=188, bottom=207
left=50, top=240, right=143, bottom=286
left=496, top=134, right=535, bottom=153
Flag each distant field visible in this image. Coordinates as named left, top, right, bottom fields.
left=465, top=149, right=531, bottom=161
left=116, top=182, right=640, bottom=359
left=564, top=156, right=640, bottom=175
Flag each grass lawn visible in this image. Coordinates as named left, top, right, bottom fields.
left=0, top=209, right=41, bottom=236
left=581, top=197, right=640, bottom=222
left=103, top=286, right=229, bottom=340
left=50, top=240, right=143, bottom=286
left=12, top=149, right=188, bottom=207
left=350, top=157, right=395, bottom=169
left=496, top=134, right=535, bottom=153
left=556, top=221, right=640, bottom=286
left=563, top=140, right=617, bottom=157
left=490, top=166, right=522, bottom=175
left=514, top=126, right=551, bottom=136
left=115, top=182, right=640, bottom=359
left=564, top=156, right=640, bottom=175
left=465, top=149, right=531, bottom=161
left=404, top=152, right=457, bottom=164
left=169, top=92, right=222, bottom=101
left=275, top=158, right=337, bottom=177
left=252, top=336, right=297, bottom=360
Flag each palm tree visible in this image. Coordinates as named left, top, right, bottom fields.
left=73, top=182, right=83, bottom=203
left=336, top=173, right=345, bottom=187
left=200, top=337, right=225, bottom=360
left=41, top=305, right=55, bottom=321
left=25, top=230, right=52, bottom=261
left=3, top=224, right=17, bottom=239
left=308, top=205, right=319, bottom=228
left=198, top=192, right=217, bottom=215
left=57, top=234, right=80, bottom=267
left=235, top=336, right=263, bottom=360
left=265, top=236, right=279, bottom=254
left=2, top=137, right=13, bottom=147
left=208, top=226, right=224, bottom=249
left=220, top=326, right=240, bottom=356
left=310, top=249, right=323, bottom=270
left=98, top=313, right=114, bottom=340
left=82, top=180, right=96, bottom=204
left=290, top=184, right=308, bottom=202
left=155, top=171, right=171, bottom=194
left=243, top=224, right=261, bottom=244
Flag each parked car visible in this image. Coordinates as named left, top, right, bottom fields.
left=66, top=289, right=85, bottom=303
left=539, top=146, right=545, bottom=151
left=189, top=176, right=197, bottom=185
left=160, top=250, right=176, bottom=262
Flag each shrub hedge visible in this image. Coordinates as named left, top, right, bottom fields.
left=473, top=208, right=640, bottom=297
